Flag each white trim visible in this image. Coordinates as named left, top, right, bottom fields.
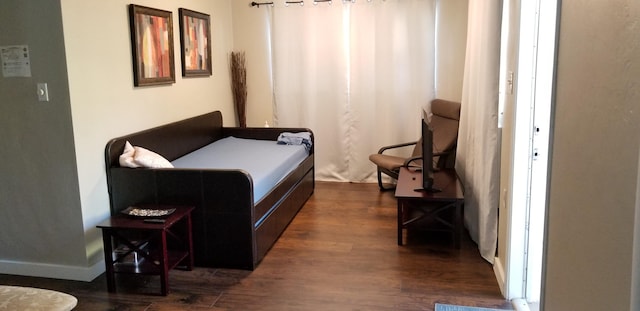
left=496, top=0, right=511, bottom=129
left=493, top=256, right=507, bottom=297
left=511, top=298, right=539, bottom=311
left=525, top=0, right=557, bottom=302
left=506, top=0, right=537, bottom=293
left=0, top=259, right=105, bottom=282
left=505, top=0, right=557, bottom=302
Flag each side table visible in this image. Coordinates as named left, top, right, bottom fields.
left=97, top=205, right=194, bottom=296
left=395, top=167, right=464, bottom=248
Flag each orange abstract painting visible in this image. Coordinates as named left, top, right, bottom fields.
left=179, top=8, right=212, bottom=77
left=129, top=5, right=175, bottom=86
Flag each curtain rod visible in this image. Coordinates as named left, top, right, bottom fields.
left=250, top=1, right=274, bottom=7
left=251, top=0, right=366, bottom=7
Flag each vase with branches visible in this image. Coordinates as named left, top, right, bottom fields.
left=231, top=51, right=247, bottom=128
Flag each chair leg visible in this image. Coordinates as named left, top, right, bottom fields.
left=377, top=169, right=396, bottom=191
left=377, top=169, right=385, bottom=190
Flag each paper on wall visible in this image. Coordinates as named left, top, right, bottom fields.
left=1, top=45, right=32, bottom=78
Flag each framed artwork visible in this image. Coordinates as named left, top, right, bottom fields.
left=128, top=4, right=175, bottom=86
left=178, top=8, right=212, bottom=77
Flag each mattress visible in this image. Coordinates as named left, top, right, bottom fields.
left=171, top=136, right=309, bottom=203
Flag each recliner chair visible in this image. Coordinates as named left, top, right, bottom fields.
left=369, top=99, right=461, bottom=190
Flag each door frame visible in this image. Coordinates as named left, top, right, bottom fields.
left=499, top=0, right=558, bottom=307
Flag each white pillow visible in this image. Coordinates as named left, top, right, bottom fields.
left=119, top=141, right=140, bottom=168
left=133, top=146, right=174, bottom=168
left=118, top=141, right=174, bottom=168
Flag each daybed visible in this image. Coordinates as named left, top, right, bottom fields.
left=104, top=111, right=314, bottom=270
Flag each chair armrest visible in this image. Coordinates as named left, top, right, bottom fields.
left=377, top=141, right=418, bottom=154
left=403, top=156, right=422, bottom=168
left=405, top=151, right=452, bottom=168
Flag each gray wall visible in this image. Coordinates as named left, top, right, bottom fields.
left=543, top=1, right=640, bottom=310
left=0, top=1, right=87, bottom=270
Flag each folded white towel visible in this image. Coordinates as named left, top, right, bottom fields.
left=277, top=132, right=312, bottom=151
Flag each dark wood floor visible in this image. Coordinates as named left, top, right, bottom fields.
left=0, top=182, right=511, bottom=310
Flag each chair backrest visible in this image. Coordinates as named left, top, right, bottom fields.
left=429, top=99, right=461, bottom=167
left=406, top=99, right=461, bottom=167
left=411, top=137, right=423, bottom=157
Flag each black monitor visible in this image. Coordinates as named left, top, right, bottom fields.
left=419, top=108, right=439, bottom=192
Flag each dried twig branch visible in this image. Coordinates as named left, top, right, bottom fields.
left=231, top=51, right=247, bottom=128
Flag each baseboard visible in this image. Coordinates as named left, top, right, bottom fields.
left=493, top=256, right=507, bottom=298
left=512, top=298, right=538, bottom=311
left=0, top=259, right=105, bottom=282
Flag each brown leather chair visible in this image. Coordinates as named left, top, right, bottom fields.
left=369, top=99, right=461, bottom=190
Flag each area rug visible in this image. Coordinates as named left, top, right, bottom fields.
left=0, top=285, right=77, bottom=311
left=434, top=303, right=513, bottom=311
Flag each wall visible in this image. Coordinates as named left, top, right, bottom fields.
left=62, top=0, right=235, bottom=278
left=0, top=0, right=235, bottom=281
left=435, top=0, right=468, bottom=102
left=231, top=1, right=274, bottom=127
left=0, top=1, right=87, bottom=277
left=543, top=1, right=640, bottom=310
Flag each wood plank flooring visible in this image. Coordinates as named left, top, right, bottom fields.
left=0, top=181, right=511, bottom=310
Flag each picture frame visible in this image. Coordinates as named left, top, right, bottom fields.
left=178, top=8, right=212, bottom=77
left=128, top=4, right=175, bottom=86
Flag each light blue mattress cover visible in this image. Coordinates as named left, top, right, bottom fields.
left=171, top=136, right=309, bottom=203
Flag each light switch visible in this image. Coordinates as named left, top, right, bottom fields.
left=37, top=83, right=49, bottom=102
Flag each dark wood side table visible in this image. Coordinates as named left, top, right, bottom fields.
left=395, top=167, right=464, bottom=248
left=97, top=205, right=194, bottom=296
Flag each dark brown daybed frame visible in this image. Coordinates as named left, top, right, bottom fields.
left=104, top=111, right=314, bottom=270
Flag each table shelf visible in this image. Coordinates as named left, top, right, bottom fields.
left=112, top=250, right=190, bottom=275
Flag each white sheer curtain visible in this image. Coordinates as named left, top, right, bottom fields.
left=269, top=0, right=436, bottom=182
left=455, top=0, right=502, bottom=263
